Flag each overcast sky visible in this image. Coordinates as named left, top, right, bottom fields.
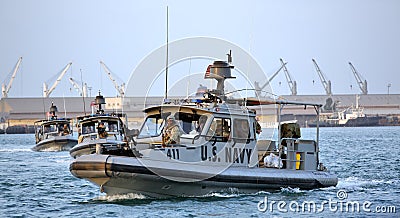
left=0, top=0, right=399, bottom=98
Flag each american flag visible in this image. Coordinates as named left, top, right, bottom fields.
left=204, top=65, right=211, bottom=79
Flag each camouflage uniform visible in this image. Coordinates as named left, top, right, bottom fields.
left=163, top=116, right=181, bottom=144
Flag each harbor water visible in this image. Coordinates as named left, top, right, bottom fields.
left=1, top=127, right=399, bottom=217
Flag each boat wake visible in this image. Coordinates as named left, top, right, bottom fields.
left=94, top=193, right=148, bottom=202
left=280, top=187, right=304, bottom=194
left=193, top=189, right=273, bottom=199
left=0, top=148, right=33, bottom=153
left=200, top=192, right=241, bottom=198
left=335, top=177, right=397, bottom=191
left=39, top=147, right=64, bottom=152
left=47, top=154, right=71, bottom=163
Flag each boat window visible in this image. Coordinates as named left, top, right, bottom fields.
left=233, top=119, right=250, bottom=140
left=57, top=123, right=68, bottom=132
left=107, top=121, right=119, bottom=132
left=174, top=112, right=204, bottom=134
left=138, top=115, right=165, bottom=138
left=43, top=124, right=56, bottom=133
left=82, top=123, right=96, bottom=134
left=206, top=117, right=230, bottom=142
left=56, top=123, right=70, bottom=134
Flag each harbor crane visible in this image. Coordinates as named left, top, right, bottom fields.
left=43, top=62, right=72, bottom=98
left=280, top=58, right=297, bottom=95
left=348, top=62, right=368, bottom=95
left=69, top=77, right=88, bottom=97
left=312, top=59, right=332, bottom=96
left=254, top=62, right=286, bottom=97
left=2, top=57, right=22, bottom=98
left=100, top=61, right=125, bottom=97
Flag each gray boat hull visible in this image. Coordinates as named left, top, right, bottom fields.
left=70, top=154, right=338, bottom=198
left=69, top=140, right=131, bottom=158
left=32, top=136, right=77, bottom=151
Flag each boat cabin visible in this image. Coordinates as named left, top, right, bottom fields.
left=34, top=102, right=73, bottom=144
left=76, top=114, right=126, bottom=143
left=34, top=119, right=72, bottom=143
left=132, top=56, right=325, bottom=171
left=134, top=98, right=324, bottom=171
left=136, top=103, right=257, bottom=144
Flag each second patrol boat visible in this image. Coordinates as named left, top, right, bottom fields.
left=32, top=103, right=77, bottom=151
left=69, top=92, right=133, bottom=158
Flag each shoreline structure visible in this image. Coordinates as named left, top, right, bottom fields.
left=1, top=94, right=399, bottom=132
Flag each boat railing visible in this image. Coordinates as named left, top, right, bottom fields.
left=105, top=131, right=120, bottom=140
left=78, top=133, right=98, bottom=143
left=191, top=134, right=224, bottom=144
left=190, top=134, right=254, bottom=145
left=44, top=131, right=59, bottom=139
left=79, top=132, right=122, bottom=141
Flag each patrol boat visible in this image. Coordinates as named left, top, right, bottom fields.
left=69, top=92, right=133, bottom=158
left=32, top=103, right=77, bottom=151
left=70, top=56, right=338, bottom=197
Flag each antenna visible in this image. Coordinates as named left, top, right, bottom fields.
left=186, top=57, right=192, bottom=99
left=42, top=96, right=46, bottom=119
left=164, top=6, right=169, bottom=101
left=227, top=50, right=232, bottom=64
left=80, top=69, right=86, bottom=115
left=63, top=93, right=67, bottom=118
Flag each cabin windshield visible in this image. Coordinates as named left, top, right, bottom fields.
left=81, top=122, right=96, bottom=134
left=174, top=112, right=205, bottom=134
left=106, top=120, right=119, bottom=133
left=80, top=119, right=120, bottom=135
left=43, top=124, right=57, bottom=133
left=138, top=114, right=165, bottom=138
left=138, top=111, right=209, bottom=138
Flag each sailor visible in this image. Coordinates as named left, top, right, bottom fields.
left=108, top=123, right=116, bottom=132
left=77, top=126, right=84, bottom=143
left=98, top=122, right=108, bottom=139
left=196, top=115, right=208, bottom=133
left=62, top=124, right=70, bottom=136
left=221, top=121, right=230, bottom=141
left=44, top=125, right=51, bottom=133
left=255, top=116, right=262, bottom=135
left=163, top=115, right=181, bottom=145
left=38, top=127, right=43, bottom=141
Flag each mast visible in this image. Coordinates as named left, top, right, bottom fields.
left=80, top=69, right=86, bottom=115
left=204, top=51, right=235, bottom=101
left=164, top=6, right=169, bottom=101
left=94, top=91, right=106, bottom=114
